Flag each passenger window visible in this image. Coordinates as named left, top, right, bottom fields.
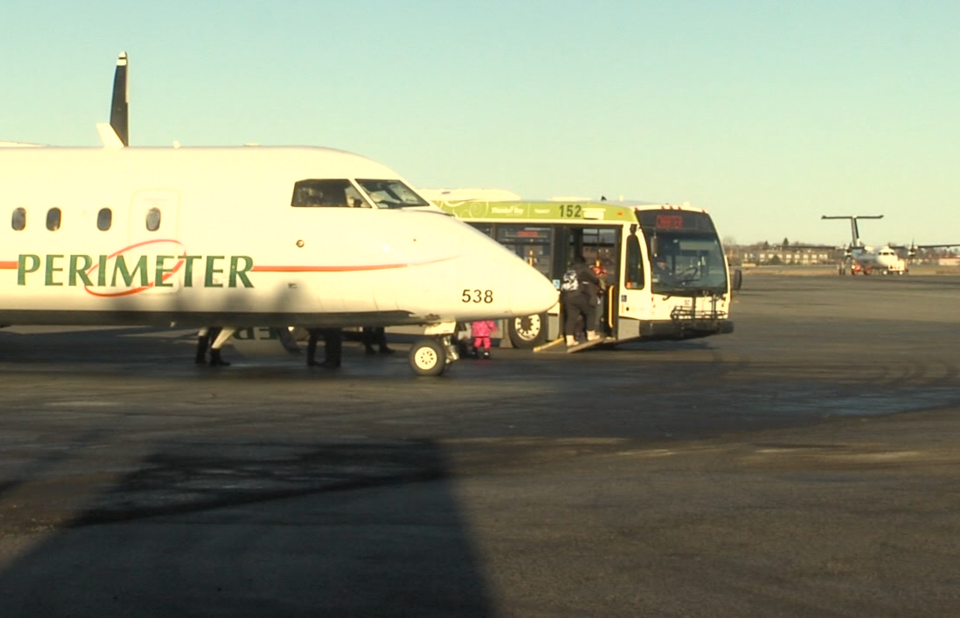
left=97, top=208, right=112, bottom=231
left=625, top=234, right=645, bottom=289
left=46, top=208, right=61, bottom=231
left=146, top=207, right=161, bottom=231
left=11, top=208, right=26, bottom=231
left=291, top=179, right=356, bottom=208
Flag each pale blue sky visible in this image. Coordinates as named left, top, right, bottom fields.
left=2, top=0, right=958, bottom=245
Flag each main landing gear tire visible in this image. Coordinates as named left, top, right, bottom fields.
left=508, top=313, right=547, bottom=349
left=409, top=337, right=447, bottom=376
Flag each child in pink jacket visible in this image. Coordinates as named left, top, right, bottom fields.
left=470, top=320, right=497, bottom=359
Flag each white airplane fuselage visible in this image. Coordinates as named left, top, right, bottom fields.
left=0, top=146, right=558, bottom=330
left=850, top=246, right=907, bottom=275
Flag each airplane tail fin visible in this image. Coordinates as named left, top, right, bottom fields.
left=822, top=215, right=883, bottom=250
left=109, top=51, right=129, bottom=147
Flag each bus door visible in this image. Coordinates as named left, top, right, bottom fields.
left=564, top=226, right=621, bottom=338
left=619, top=226, right=650, bottom=339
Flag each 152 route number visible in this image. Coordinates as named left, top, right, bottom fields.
left=559, top=204, right=582, bottom=218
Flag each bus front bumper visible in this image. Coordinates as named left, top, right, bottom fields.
left=638, top=318, right=734, bottom=340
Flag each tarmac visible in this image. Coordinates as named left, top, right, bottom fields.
left=1, top=274, right=960, bottom=617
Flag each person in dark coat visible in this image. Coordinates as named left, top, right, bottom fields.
left=560, top=255, right=601, bottom=347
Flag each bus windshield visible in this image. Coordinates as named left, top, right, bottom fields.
left=356, top=179, right=430, bottom=209
left=647, top=232, right=727, bottom=296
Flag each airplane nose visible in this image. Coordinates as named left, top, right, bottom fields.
left=508, top=260, right=558, bottom=316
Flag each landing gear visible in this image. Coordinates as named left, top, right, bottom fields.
left=408, top=335, right=459, bottom=376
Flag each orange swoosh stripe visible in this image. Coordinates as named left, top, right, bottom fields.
left=252, top=256, right=458, bottom=273
left=0, top=256, right=459, bottom=273
left=252, top=264, right=409, bottom=273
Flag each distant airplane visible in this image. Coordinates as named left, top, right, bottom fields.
left=0, top=52, right=558, bottom=376
left=822, top=215, right=960, bottom=276
left=821, top=215, right=905, bottom=275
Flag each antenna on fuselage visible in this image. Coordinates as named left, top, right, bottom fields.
left=822, top=215, right=883, bottom=249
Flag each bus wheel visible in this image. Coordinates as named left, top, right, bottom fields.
left=409, top=338, right=447, bottom=376
left=508, top=313, right=547, bottom=349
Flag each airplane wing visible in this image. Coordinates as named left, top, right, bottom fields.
left=891, top=242, right=960, bottom=260
left=783, top=244, right=838, bottom=250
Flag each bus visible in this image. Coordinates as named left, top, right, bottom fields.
left=434, top=198, right=734, bottom=349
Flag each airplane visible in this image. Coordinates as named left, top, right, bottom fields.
left=822, top=215, right=960, bottom=276
left=0, top=52, right=558, bottom=376
left=823, top=215, right=910, bottom=276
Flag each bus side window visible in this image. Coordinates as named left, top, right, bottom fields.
left=469, top=223, right=493, bottom=238
left=496, top=224, right=553, bottom=279
left=625, top=235, right=645, bottom=289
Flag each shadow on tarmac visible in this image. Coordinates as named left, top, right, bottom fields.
left=0, top=438, right=496, bottom=618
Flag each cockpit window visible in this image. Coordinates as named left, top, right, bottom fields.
left=356, top=179, right=429, bottom=209
left=344, top=185, right=369, bottom=209
left=292, top=179, right=371, bottom=208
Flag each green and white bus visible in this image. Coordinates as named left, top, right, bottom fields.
left=434, top=198, right=734, bottom=349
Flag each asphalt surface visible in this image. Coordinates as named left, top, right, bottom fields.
left=1, top=274, right=960, bottom=617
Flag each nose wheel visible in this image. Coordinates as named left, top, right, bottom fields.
left=408, top=336, right=458, bottom=376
